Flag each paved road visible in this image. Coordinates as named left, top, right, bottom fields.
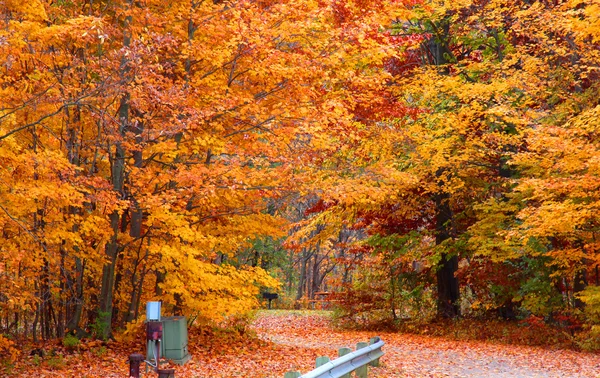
left=253, top=313, right=600, bottom=378
left=381, top=339, right=597, bottom=378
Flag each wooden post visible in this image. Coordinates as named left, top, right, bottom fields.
left=355, top=342, right=369, bottom=378
left=284, top=372, right=301, bottom=378
left=369, top=337, right=380, bottom=367
left=316, top=356, right=330, bottom=367
left=338, top=347, right=352, bottom=378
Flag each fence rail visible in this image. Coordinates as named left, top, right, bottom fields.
left=284, top=337, right=384, bottom=378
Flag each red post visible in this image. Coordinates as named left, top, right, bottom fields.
left=129, top=353, right=144, bottom=378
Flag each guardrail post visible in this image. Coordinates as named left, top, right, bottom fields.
left=338, top=347, right=352, bottom=378
left=315, top=356, right=330, bottom=368
left=369, top=337, right=381, bottom=367
left=355, top=342, right=369, bottom=378
left=282, top=337, right=384, bottom=378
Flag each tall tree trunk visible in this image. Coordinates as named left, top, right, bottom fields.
left=42, top=258, right=52, bottom=339
left=311, top=244, right=322, bottom=299
left=66, top=257, right=85, bottom=334
left=311, top=253, right=319, bottom=299
left=287, top=248, right=294, bottom=295
left=134, top=268, right=146, bottom=320
left=99, top=99, right=128, bottom=338
left=573, top=256, right=588, bottom=309
left=296, top=249, right=308, bottom=301
left=58, top=248, right=66, bottom=338
left=62, top=61, right=87, bottom=336
left=155, top=269, right=165, bottom=297
left=126, top=238, right=148, bottom=323
left=98, top=0, right=133, bottom=339
left=434, top=187, right=459, bottom=318
left=426, top=19, right=460, bottom=319
left=126, top=268, right=147, bottom=323
left=99, top=210, right=121, bottom=338
left=33, top=281, right=39, bottom=342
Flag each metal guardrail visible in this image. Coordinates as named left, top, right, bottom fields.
left=296, top=337, right=384, bottom=378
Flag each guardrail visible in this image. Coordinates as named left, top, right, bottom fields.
left=284, top=336, right=384, bottom=378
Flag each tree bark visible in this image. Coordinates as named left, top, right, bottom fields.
left=296, top=249, right=309, bottom=301
left=573, top=259, right=588, bottom=309
left=426, top=18, right=460, bottom=319
left=434, top=182, right=459, bottom=318
left=98, top=0, right=133, bottom=339
left=66, top=257, right=85, bottom=333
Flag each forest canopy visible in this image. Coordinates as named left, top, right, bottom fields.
left=0, top=0, right=599, bottom=347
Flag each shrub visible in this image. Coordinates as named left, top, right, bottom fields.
left=46, top=355, right=65, bottom=370
left=62, top=334, right=80, bottom=350
left=92, top=346, right=107, bottom=357
left=91, top=311, right=111, bottom=340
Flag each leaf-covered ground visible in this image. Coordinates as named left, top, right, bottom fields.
left=250, top=311, right=600, bottom=378
left=6, top=311, right=600, bottom=377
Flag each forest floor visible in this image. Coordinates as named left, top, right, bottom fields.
left=5, top=310, right=600, bottom=377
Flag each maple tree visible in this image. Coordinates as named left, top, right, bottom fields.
left=0, top=0, right=401, bottom=344
left=288, top=0, right=600, bottom=326
left=2, top=0, right=600, bottom=370
left=465, top=0, right=600, bottom=321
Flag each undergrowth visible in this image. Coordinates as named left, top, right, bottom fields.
left=333, top=311, right=600, bottom=351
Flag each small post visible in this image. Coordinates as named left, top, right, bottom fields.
left=284, top=372, right=301, bottom=378
left=338, top=347, right=352, bottom=378
left=369, top=337, right=381, bottom=367
left=355, top=342, right=369, bottom=378
left=315, top=356, right=330, bottom=367
left=157, top=368, right=175, bottom=378
left=262, top=293, right=278, bottom=309
left=128, top=353, right=144, bottom=378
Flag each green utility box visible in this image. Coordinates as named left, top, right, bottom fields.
left=162, top=316, right=191, bottom=365
left=146, top=316, right=191, bottom=365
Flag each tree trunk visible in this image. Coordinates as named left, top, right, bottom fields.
left=296, top=249, right=308, bottom=301
left=126, top=238, right=148, bottom=323
left=426, top=19, right=460, bottom=319
left=434, top=188, right=459, bottom=318
left=99, top=210, right=121, bottom=338
left=98, top=0, right=133, bottom=338
left=311, top=253, right=320, bottom=299
left=287, top=249, right=294, bottom=295
left=573, top=261, right=588, bottom=309
left=33, top=281, right=39, bottom=342
left=42, top=258, right=52, bottom=339
left=155, top=269, right=165, bottom=297
left=58, top=248, right=66, bottom=338
left=66, top=257, right=85, bottom=333
left=126, top=267, right=147, bottom=323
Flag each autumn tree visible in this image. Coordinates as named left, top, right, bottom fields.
left=469, top=0, right=600, bottom=318
left=2, top=0, right=600, bottom=347
left=289, top=0, right=600, bottom=325
left=0, top=0, right=404, bottom=340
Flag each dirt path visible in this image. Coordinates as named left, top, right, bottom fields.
left=252, top=311, right=600, bottom=378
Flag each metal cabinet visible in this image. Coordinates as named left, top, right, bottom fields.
left=145, top=315, right=191, bottom=365
left=162, top=316, right=191, bottom=365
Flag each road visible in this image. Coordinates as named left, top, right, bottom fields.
left=252, top=311, right=600, bottom=378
